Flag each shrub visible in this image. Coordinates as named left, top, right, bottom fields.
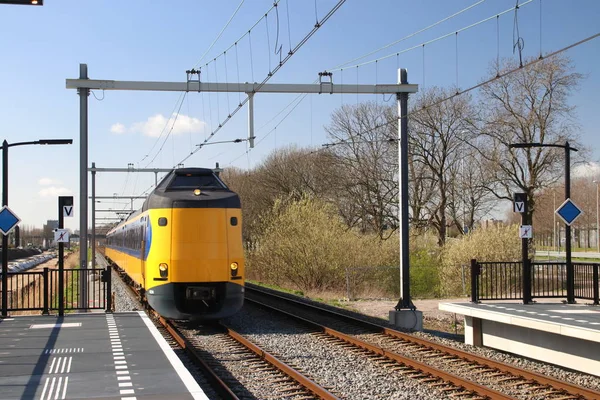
left=248, top=196, right=354, bottom=292
left=440, top=223, right=521, bottom=296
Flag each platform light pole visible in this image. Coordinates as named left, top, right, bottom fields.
left=594, top=180, right=600, bottom=254
left=1, top=139, right=72, bottom=318
left=509, top=141, right=578, bottom=303
left=0, top=1, right=44, bottom=6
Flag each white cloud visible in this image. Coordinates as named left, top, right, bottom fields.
left=110, top=123, right=126, bottom=134
left=38, top=187, right=72, bottom=198
left=38, top=178, right=61, bottom=186
left=573, top=162, right=600, bottom=178
left=118, top=113, right=206, bottom=138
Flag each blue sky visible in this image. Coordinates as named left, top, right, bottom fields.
left=0, top=0, right=599, bottom=230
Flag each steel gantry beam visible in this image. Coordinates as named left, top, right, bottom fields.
left=67, top=64, right=419, bottom=323
left=66, top=79, right=418, bottom=95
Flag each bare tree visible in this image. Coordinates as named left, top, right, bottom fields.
left=409, top=87, right=480, bottom=245
left=477, top=54, right=584, bottom=224
left=325, top=102, right=398, bottom=239
left=221, top=147, right=340, bottom=248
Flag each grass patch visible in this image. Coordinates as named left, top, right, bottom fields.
left=247, top=280, right=304, bottom=297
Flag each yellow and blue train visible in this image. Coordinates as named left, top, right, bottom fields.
left=105, top=167, right=244, bottom=320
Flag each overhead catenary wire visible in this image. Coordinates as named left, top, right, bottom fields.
left=221, top=1, right=533, bottom=168
left=317, top=31, right=600, bottom=151
left=176, top=0, right=347, bottom=168
left=223, top=1, right=494, bottom=167
left=145, top=91, right=188, bottom=168
left=327, top=0, right=534, bottom=73
left=197, top=2, right=281, bottom=77
left=138, top=92, right=186, bottom=165
left=331, top=0, right=487, bottom=70
left=192, top=0, right=246, bottom=70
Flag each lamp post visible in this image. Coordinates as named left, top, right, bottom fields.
left=594, top=180, right=600, bottom=254
left=1, top=139, right=72, bottom=318
left=0, top=1, right=43, bottom=5
left=509, top=141, right=578, bottom=303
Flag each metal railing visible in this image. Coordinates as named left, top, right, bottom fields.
left=471, top=259, right=599, bottom=305
left=0, top=267, right=111, bottom=314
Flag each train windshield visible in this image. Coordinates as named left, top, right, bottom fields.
left=167, top=173, right=227, bottom=190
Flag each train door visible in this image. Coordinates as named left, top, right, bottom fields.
left=140, top=222, right=146, bottom=288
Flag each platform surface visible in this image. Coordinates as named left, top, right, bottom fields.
left=0, top=311, right=208, bottom=400
left=439, top=301, right=600, bottom=342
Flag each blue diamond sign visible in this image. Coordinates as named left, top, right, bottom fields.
left=555, top=198, right=583, bottom=226
left=0, top=206, right=20, bottom=236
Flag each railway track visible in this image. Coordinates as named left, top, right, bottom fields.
left=164, top=317, right=342, bottom=399
left=112, top=263, right=340, bottom=399
left=245, top=284, right=600, bottom=400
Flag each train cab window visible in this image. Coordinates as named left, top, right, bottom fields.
left=167, top=173, right=226, bottom=190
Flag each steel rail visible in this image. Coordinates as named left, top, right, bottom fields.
left=107, top=260, right=238, bottom=400
left=247, top=285, right=600, bottom=400
left=246, top=297, right=515, bottom=400
left=156, top=316, right=240, bottom=400
left=221, top=323, right=341, bottom=400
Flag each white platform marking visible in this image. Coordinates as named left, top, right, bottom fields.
left=30, top=323, right=81, bottom=329
left=138, top=311, right=209, bottom=400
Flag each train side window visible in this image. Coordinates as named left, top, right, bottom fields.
left=230, top=217, right=238, bottom=226
left=158, top=217, right=168, bottom=226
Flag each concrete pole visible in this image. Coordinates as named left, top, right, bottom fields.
left=91, top=162, right=96, bottom=269
left=79, top=64, right=89, bottom=307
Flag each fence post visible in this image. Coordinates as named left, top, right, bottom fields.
left=593, top=263, right=599, bottom=305
left=523, top=258, right=532, bottom=304
left=42, top=267, right=49, bottom=315
left=470, top=259, right=479, bottom=303
left=461, top=265, right=466, bottom=296
left=105, top=267, right=112, bottom=313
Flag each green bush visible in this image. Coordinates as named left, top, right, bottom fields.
left=248, top=196, right=353, bottom=292
left=440, top=223, right=521, bottom=296
left=247, top=197, right=445, bottom=299
left=410, top=249, right=441, bottom=298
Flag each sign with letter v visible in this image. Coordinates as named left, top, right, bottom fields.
left=63, top=205, right=74, bottom=218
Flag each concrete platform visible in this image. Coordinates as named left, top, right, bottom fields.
left=0, top=312, right=208, bottom=400
left=439, top=301, right=600, bottom=377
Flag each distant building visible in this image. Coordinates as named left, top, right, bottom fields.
left=43, top=220, right=59, bottom=248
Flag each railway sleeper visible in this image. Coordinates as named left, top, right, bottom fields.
left=448, top=390, right=476, bottom=398
left=507, top=379, right=536, bottom=387
left=486, top=372, right=508, bottom=378
left=467, top=364, right=490, bottom=370
left=277, top=387, right=308, bottom=394
left=429, top=382, right=454, bottom=388
left=527, top=384, right=552, bottom=391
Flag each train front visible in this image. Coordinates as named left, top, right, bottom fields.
left=144, top=168, right=244, bottom=320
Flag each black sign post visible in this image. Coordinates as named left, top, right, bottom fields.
left=514, top=192, right=532, bottom=304
left=58, top=196, right=73, bottom=316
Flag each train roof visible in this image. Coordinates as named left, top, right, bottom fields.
left=106, top=167, right=239, bottom=235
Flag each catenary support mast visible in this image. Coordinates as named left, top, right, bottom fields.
left=68, top=64, right=419, bottom=328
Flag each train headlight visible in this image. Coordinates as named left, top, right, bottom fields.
left=230, top=262, right=238, bottom=277
left=159, top=263, right=168, bottom=278
left=193, top=189, right=201, bottom=196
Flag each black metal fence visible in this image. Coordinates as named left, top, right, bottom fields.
left=471, top=259, right=599, bottom=304
left=0, top=267, right=111, bottom=314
